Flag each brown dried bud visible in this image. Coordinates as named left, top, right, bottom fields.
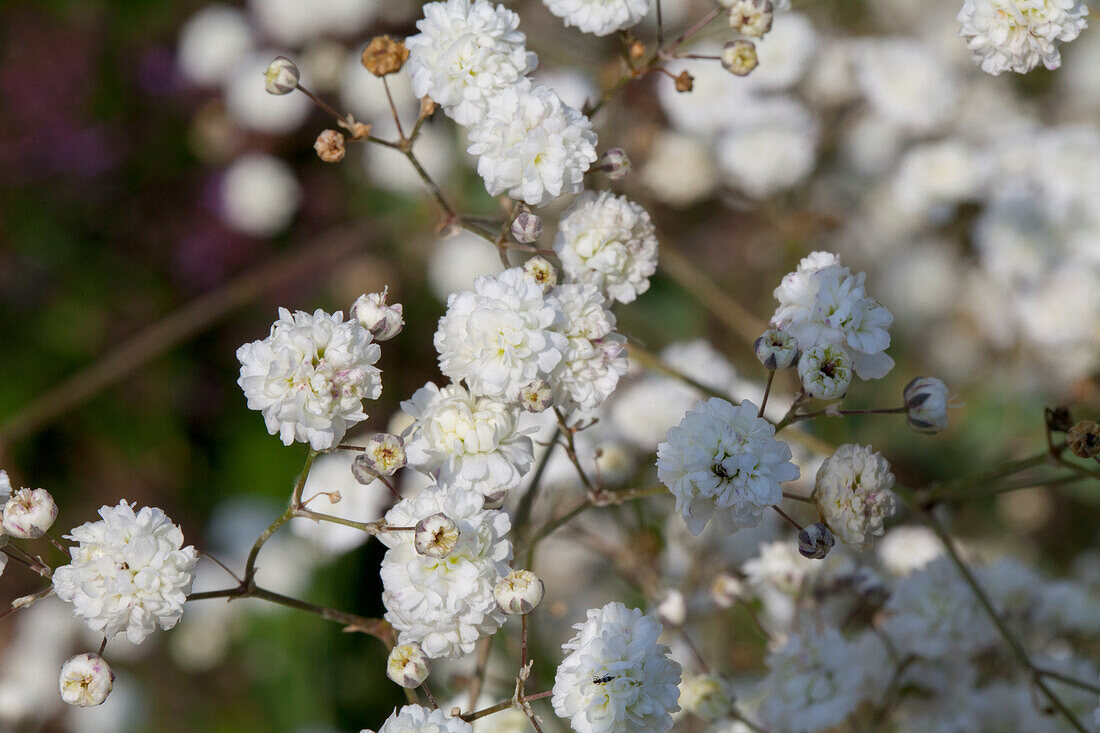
left=1046, top=406, right=1074, bottom=433
left=345, top=121, right=372, bottom=141
left=420, top=97, right=438, bottom=118
left=1067, top=420, right=1100, bottom=459
left=314, top=130, right=346, bottom=163
left=361, top=35, right=409, bottom=77
left=629, top=39, right=646, bottom=62
left=675, top=71, right=694, bottom=92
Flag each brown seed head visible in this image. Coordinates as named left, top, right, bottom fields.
left=675, top=71, right=694, bottom=92
left=361, top=35, right=409, bottom=77
left=1067, top=420, right=1100, bottom=458
left=314, top=130, right=346, bottom=163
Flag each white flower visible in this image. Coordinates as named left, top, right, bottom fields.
left=958, top=0, right=1088, bottom=75
left=386, top=644, right=431, bottom=689
left=220, top=153, right=302, bottom=238
left=58, top=653, right=113, bottom=707
left=550, top=283, right=629, bottom=411
left=405, top=0, right=538, bottom=126
left=224, top=52, right=311, bottom=135
left=679, top=674, right=733, bottom=720
left=0, top=470, right=10, bottom=508
left=52, top=501, right=198, bottom=645
left=904, top=377, right=950, bottom=433
left=657, top=398, right=800, bottom=535
left=554, top=192, right=659, bottom=304
left=402, top=381, right=535, bottom=497
left=177, top=5, right=255, bottom=87
left=237, top=308, right=382, bottom=451
left=798, top=344, right=853, bottom=400
left=854, top=39, right=960, bottom=134
left=542, top=0, right=649, bottom=36
left=367, top=704, right=472, bottom=733
left=1, top=488, right=58, bottom=539
left=435, top=267, right=568, bottom=403
left=467, top=84, right=598, bottom=207
left=876, top=526, right=943, bottom=576
left=551, top=602, right=682, bottom=733
left=812, top=444, right=896, bottom=549
left=716, top=96, right=820, bottom=198
left=351, top=289, right=404, bottom=341
left=742, top=540, right=820, bottom=596
left=640, top=132, right=718, bottom=208
left=379, top=486, right=512, bottom=659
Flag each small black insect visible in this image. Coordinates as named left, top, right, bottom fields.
left=592, top=674, right=616, bottom=685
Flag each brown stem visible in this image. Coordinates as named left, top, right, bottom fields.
left=381, top=76, right=407, bottom=141
left=771, top=505, right=803, bottom=532
left=758, top=371, right=775, bottom=418
left=0, top=586, right=53, bottom=622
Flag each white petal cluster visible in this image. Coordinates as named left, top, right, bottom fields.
left=551, top=602, right=682, bottom=733
left=435, top=267, right=568, bottom=403
left=812, top=444, right=896, bottom=549
left=542, top=0, right=649, bottom=36
left=771, top=252, right=895, bottom=380
left=757, top=628, right=866, bottom=732
left=405, top=0, right=537, bottom=126
left=379, top=486, right=512, bottom=659
left=554, top=192, right=659, bottom=304
left=550, top=283, right=629, bottom=411
left=657, top=398, right=800, bottom=536
left=716, top=96, right=820, bottom=198
left=52, top=501, right=198, bottom=645
left=58, top=653, right=113, bottom=707
left=237, top=308, right=382, bottom=450
left=468, top=84, right=598, bottom=207
left=366, top=704, right=472, bottom=733
left=958, top=0, right=1088, bottom=76
left=401, top=381, right=536, bottom=496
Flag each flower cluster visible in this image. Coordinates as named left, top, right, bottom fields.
left=812, top=444, right=897, bottom=549
left=958, top=0, right=1088, bottom=76
left=543, top=0, right=650, bottom=37
left=366, top=704, right=472, bottom=733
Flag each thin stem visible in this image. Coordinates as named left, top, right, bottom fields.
left=198, top=550, right=242, bottom=584
left=420, top=680, right=439, bottom=710
left=381, top=76, right=407, bottom=141
left=920, top=445, right=1065, bottom=505
left=1037, top=667, right=1100, bottom=695
left=782, top=405, right=907, bottom=426
left=678, top=628, right=710, bottom=673
left=468, top=635, right=493, bottom=711
left=871, top=655, right=917, bottom=727
left=928, top=472, right=1086, bottom=503
left=2, top=544, right=52, bottom=578
left=758, top=371, right=775, bottom=418
left=98, top=636, right=108, bottom=656
left=730, top=710, right=769, bottom=733
left=45, top=533, right=67, bottom=555
left=518, top=498, right=592, bottom=554
left=554, top=408, right=596, bottom=496
left=771, top=505, right=803, bottom=532
left=659, top=243, right=765, bottom=344
left=520, top=613, right=530, bottom=676
left=782, top=491, right=813, bottom=503
left=242, top=450, right=318, bottom=585
left=461, top=691, right=554, bottom=722
left=295, top=83, right=349, bottom=126
left=514, top=428, right=560, bottom=543
left=655, top=0, right=665, bottom=46
left=403, top=149, right=457, bottom=219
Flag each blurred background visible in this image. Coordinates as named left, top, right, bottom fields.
left=2, top=0, right=1099, bottom=730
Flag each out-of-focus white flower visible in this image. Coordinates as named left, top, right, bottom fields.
left=177, top=5, right=256, bottom=87
left=797, top=344, right=853, bottom=399
left=743, top=540, right=819, bottom=596
left=679, top=673, right=733, bottom=721
left=877, top=525, right=943, bottom=575
left=363, top=125, right=457, bottom=193
left=554, top=192, right=659, bottom=304
left=904, top=377, right=950, bottom=433
left=367, top=704, right=472, bottom=733
left=237, top=308, right=382, bottom=450
left=427, top=230, right=504, bottom=302
left=220, top=153, right=301, bottom=238
left=551, top=602, right=682, bottom=733
left=855, top=39, right=960, bottom=134
left=224, top=52, right=311, bottom=134
left=351, top=289, right=404, bottom=341
left=52, top=502, right=198, bottom=645
left=467, top=84, right=598, bottom=207
left=640, top=132, right=718, bottom=208
left=406, top=0, right=537, bottom=126
left=890, top=140, right=988, bottom=222
left=658, top=398, right=799, bottom=535
left=958, top=0, right=1088, bottom=75
left=535, top=68, right=600, bottom=110
left=386, top=644, right=431, bottom=689
left=543, top=0, right=649, bottom=36
left=716, top=96, right=819, bottom=198
left=2, top=487, right=57, bottom=539
left=549, top=283, right=628, bottom=411
left=290, top=451, right=392, bottom=556
left=654, top=589, right=687, bottom=627
left=812, top=444, right=896, bottom=548
left=743, top=12, right=817, bottom=91
left=380, top=486, right=511, bottom=658
left=59, top=654, right=113, bottom=707
left=249, top=0, right=378, bottom=47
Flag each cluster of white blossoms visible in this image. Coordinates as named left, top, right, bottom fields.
left=811, top=444, right=897, bottom=549
left=657, top=398, right=800, bottom=535
left=236, top=308, right=383, bottom=450
left=551, top=602, right=682, bottom=733
left=543, top=0, right=649, bottom=37
left=551, top=282, right=629, bottom=411
left=958, top=0, right=1088, bottom=76
left=378, top=485, right=512, bottom=659
left=365, top=704, right=471, bottom=733
left=52, top=501, right=198, bottom=645
left=406, top=0, right=597, bottom=207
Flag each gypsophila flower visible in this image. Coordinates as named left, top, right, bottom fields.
left=552, top=602, right=682, bottom=733
left=549, top=283, right=628, bottom=412
left=1, top=487, right=57, bottom=539
left=59, top=653, right=114, bottom=707
left=520, top=379, right=554, bottom=412
left=512, top=211, right=545, bottom=243
left=798, top=522, right=835, bottom=559
left=798, top=344, right=853, bottom=400
left=755, top=328, right=799, bottom=370
left=523, top=255, right=558, bottom=293
left=237, top=308, right=382, bottom=450
left=494, top=569, right=545, bottom=614
left=52, top=501, right=198, bottom=645
left=597, top=148, right=631, bottom=179
left=366, top=704, right=472, bottom=733
left=554, top=191, right=659, bottom=304
left=904, top=377, right=950, bottom=434
left=351, top=288, right=404, bottom=341
left=380, top=485, right=511, bottom=658
left=722, top=40, right=759, bottom=76
left=434, top=267, right=568, bottom=402
left=543, top=0, right=649, bottom=37
left=743, top=540, right=819, bottom=596
left=402, top=381, right=535, bottom=496
left=405, top=0, right=537, bottom=126
left=363, top=433, right=406, bottom=476
left=657, top=398, right=799, bottom=535
left=263, top=56, right=299, bottom=95
left=679, top=674, right=733, bottom=721
left=727, top=0, right=774, bottom=37
left=812, top=444, right=896, bottom=549
left=386, top=644, right=431, bottom=688
left=467, top=84, right=597, bottom=207
left=958, top=0, right=1088, bottom=76
left=414, top=513, right=461, bottom=558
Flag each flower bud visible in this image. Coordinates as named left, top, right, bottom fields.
left=351, top=288, right=404, bottom=341
left=313, top=130, right=346, bottom=163
left=903, top=377, right=949, bottom=434
left=1046, top=406, right=1073, bottom=433
left=511, top=211, right=544, bottom=244
left=798, top=522, right=835, bottom=560
left=675, top=71, right=694, bottom=92
left=797, top=344, right=852, bottom=400
left=597, top=148, right=631, bottom=180
left=414, top=513, right=460, bottom=558
left=721, top=40, right=759, bottom=76
left=522, top=255, right=557, bottom=293
left=482, top=490, right=507, bottom=510
left=727, top=0, right=773, bottom=38
left=754, top=328, right=799, bottom=370
left=710, top=572, right=744, bottom=608
left=386, top=643, right=430, bottom=688
left=494, top=569, right=545, bottom=614
left=680, top=673, right=733, bottom=721
left=351, top=453, right=378, bottom=484
left=361, top=35, right=409, bottom=77
left=1067, top=420, right=1100, bottom=459
left=2, top=488, right=57, bottom=539
left=264, top=56, right=300, bottom=95
left=519, top=379, right=553, bottom=413
left=364, top=433, right=406, bottom=476
left=59, top=653, right=114, bottom=707
left=655, top=589, right=686, bottom=626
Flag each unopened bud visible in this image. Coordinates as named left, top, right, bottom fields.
left=351, top=453, right=378, bottom=485
left=2, top=488, right=57, bottom=539
left=522, top=255, right=557, bottom=292
left=675, top=71, right=694, bottom=92
left=680, top=673, right=734, bottom=721
left=483, top=490, right=507, bottom=510
left=519, top=380, right=554, bottom=413
left=364, top=433, right=406, bottom=475
left=351, top=287, right=404, bottom=341
left=655, top=589, right=686, bottom=626
left=264, top=56, right=300, bottom=95
left=597, top=148, right=631, bottom=180
left=727, top=0, right=774, bottom=38
left=414, top=513, right=460, bottom=558
left=710, top=573, right=744, bottom=608
left=798, top=344, right=852, bottom=400
left=903, top=377, right=949, bottom=434
left=420, top=97, right=438, bottom=118
left=386, top=643, right=430, bottom=688
left=511, top=211, right=544, bottom=244
left=1067, top=420, right=1100, bottom=459
left=494, top=569, right=545, bottom=614
left=721, top=40, right=759, bottom=76
left=629, top=39, right=646, bottom=61
left=314, top=129, right=346, bottom=163
left=361, top=35, right=409, bottom=77
left=59, top=654, right=114, bottom=707
left=1046, top=406, right=1074, bottom=433
left=754, top=328, right=799, bottom=370
left=798, top=522, right=835, bottom=560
